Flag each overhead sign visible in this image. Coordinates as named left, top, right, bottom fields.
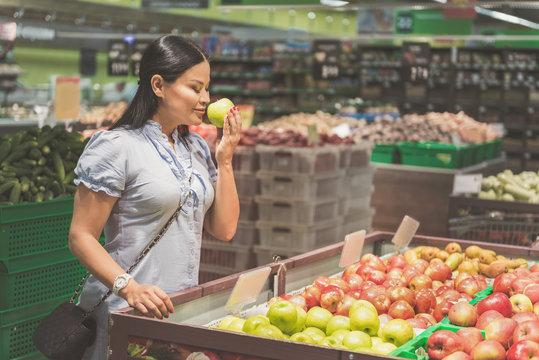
left=141, top=0, right=209, bottom=8
left=395, top=12, right=414, bottom=33
left=108, top=41, right=130, bottom=76
left=0, top=22, right=17, bottom=41
left=313, top=40, right=340, bottom=80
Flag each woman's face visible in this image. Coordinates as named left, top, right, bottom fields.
left=159, top=60, right=210, bottom=126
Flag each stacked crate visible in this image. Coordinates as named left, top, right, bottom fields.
left=253, top=144, right=347, bottom=266
left=199, top=146, right=259, bottom=283
left=338, top=142, right=376, bottom=239
left=0, top=198, right=92, bottom=360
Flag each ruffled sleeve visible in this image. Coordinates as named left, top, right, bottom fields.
left=74, top=129, right=128, bottom=197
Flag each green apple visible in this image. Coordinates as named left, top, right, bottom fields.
left=289, top=306, right=307, bottom=335
left=330, top=329, right=351, bottom=344
left=289, top=332, right=316, bottom=344
left=354, top=346, right=375, bottom=354
left=319, top=336, right=345, bottom=348
left=207, top=98, right=234, bottom=128
left=349, top=300, right=378, bottom=316
left=267, top=300, right=298, bottom=334
left=325, top=315, right=351, bottom=336
left=252, top=324, right=285, bottom=339
left=303, top=327, right=326, bottom=343
left=381, top=319, right=414, bottom=347
left=370, top=337, right=383, bottom=347
left=242, top=315, right=270, bottom=334
left=349, top=306, right=379, bottom=336
left=371, top=341, right=397, bottom=355
left=217, top=316, right=239, bottom=330
left=227, top=318, right=246, bottom=332
left=305, top=306, right=333, bottom=332
left=342, top=330, right=372, bottom=350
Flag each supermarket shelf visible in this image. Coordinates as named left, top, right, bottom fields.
left=211, top=56, right=272, bottom=63
left=211, top=72, right=272, bottom=80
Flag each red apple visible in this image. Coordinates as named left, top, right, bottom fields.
left=513, top=320, right=539, bottom=344
left=267, top=296, right=285, bottom=307
left=411, top=259, right=429, bottom=273
left=416, top=313, right=437, bottom=327
left=459, top=294, right=475, bottom=303
left=389, top=286, right=416, bottom=307
left=356, top=265, right=375, bottom=280
left=427, top=330, right=463, bottom=360
left=359, top=280, right=376, bottom=292
left=328, top=277, right=351, bottom=294
left=433, top=280, right=445, bottom=291
left=528, top=272, right=539, bottom=284
left=434, top=299, right=457, bottom=323
left=360, top=286, right=391, bottom=314
left=493, top=273, right=518, bottom=296
left=443, top=351, right=472, bottom=360
left=477, top=292, right=513, bottom=318
left=534, top=303, right=539, bottom=316
left=425, top=262, right=453, bottom=282
left=512, top=312, right=539, bottom=324
left=387, top=267, right=405, bottom=279
left=476, top=310, right=505, bottom=330
left=387, top=255, right=408, bottom=270
left=384, top=278, right=406, bottom=289
left=342, top=263, right=362, bottom=279
left=471, top=340, right=506, bottom=360
left=314, top=276, right=330, bottom=289
left=523, top=284, right=539, bottom=304
left=388, top=300, right=415, bottom=320
left=343, top=273, right=363, bottom=291
left=455, top=273, right=475, bottom=288
left=529, top=263, right=539, bottom=273
left=457, top=327, right=485, bottom=354
left=485, top=317, right=518, bottom=348
left=506, top=340, right=539, bottom=360
left=514, top=268, right=532, bottom=278
left=512, top=279, right=535, bottom=297
left=449, top=302, right=478, bottom=327
left=335, top=294, right=356, bottom=317
left=445, top=279, right=456, bottom=289
left=348, top=290, right=362, bottom=300
left=511, top=294, right=535, bottom=314
left=415, top=288, right=437, bottom=314
left=441, top=289, right=462, bottom=303
left=473, top=275, right=488, bottom=291
left=409, top=274, right=433, bottom=291
left=367, top=270, right=387, bottom=285
left=457, top=277, right=482, bottom=297
left=288, top=294, right=307, bottom=312
left=320, top=284, right=344, bottom=313
left=403, top=265, right=422, bottom=283
left=437, top=286, right=452, bottom=297
left=406, top=317, right=429, bottom=329
left=361, top=254, right=386, bottom=272
left=302, top=286, right=321, bottom=309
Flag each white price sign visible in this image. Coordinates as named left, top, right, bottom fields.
left=225, top=267, right=271, bottom=314
left=392, top=215, right=420, bottom=252
left=339, top=230, right=366, bottom=268
left=453, top=174, right=483, bottom=195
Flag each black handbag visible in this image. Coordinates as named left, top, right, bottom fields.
left=33, top=198, right=187, bottom=360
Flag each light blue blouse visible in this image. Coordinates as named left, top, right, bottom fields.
left=74, top=120, right=217, bottom=360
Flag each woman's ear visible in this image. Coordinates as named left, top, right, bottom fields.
left=150, top=75, right=165, bottom=99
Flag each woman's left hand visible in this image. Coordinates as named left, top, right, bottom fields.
left=215, top=106, right=242, bottom=166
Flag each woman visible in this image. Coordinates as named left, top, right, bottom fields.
left=68, top=35, right=241, bottom=360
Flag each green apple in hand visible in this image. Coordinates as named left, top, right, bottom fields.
left=267, top=300, right=298, bottom=334
left=207, top=98, right=234, bottom=128
left=342, top=330, right=372, bottom=350
left=325, top=315, right=351, bottom=336
left=242, top=315, right=270, bottom=334
left=381, top=319, right=414, bottom=347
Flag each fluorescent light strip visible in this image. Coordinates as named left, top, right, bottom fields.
left=474, top=6, right=539, bottom=30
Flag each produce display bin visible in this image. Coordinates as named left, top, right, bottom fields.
left=397, top=142, right=472, bottom=169
left=234, top=172, right=259, bottom=198
left=485, top=139, right=502, bottom=160
left=257, top=170, right=343, bottom=200
left=256, top=144, right=340, bottom=174
left=202, top=220, right=258, bottom=247
left=239, top=197, right=258, bottom=221
left=232, top=146, right=258, bottom=173
left=110, top=232, right=538, bottom=360
left=339, top=189, right=373, bottom=215
left=371, top=143, right=395, bottom=164
left=255, top=196, right=339, bottom=225
left=447, top=195, right=539, bottom=246
left=0, top=198, right=74, bottom=273
left=341, top=165, right=375, bottom=196
left=339, top=142, right=372, bottom=169
left=200, top=241, right=255, bottom=273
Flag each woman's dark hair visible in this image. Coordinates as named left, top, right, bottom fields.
left=110, top=35, right=208, bottom=132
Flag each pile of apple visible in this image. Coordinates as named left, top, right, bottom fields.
left=427, top=262, right=539, bottom=360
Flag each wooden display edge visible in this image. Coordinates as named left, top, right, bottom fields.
left=110, top=231, right=535, bottom=360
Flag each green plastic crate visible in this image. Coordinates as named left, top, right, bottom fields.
left=485, top=139, right=502, bottom=160
left=371, top=143, right=395, bottom=164
left=0, top=198, right=74, bottom=273
left=0, top=257, right=87, bottom=310
left=390, top=323, right=485, bottom=360
left=397, top=142, right=471, bottom=169
left=472, top=143, right=487, bottom=165
left=0, top=309, right=51, bottom=360
left=470, top=286, right=493, bottom=305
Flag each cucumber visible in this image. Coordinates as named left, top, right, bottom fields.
left=65, top=184, right=77, bottom=193
left=10, top=132, right=24, bottom=148
left=0, top=181, right=16, bottom=196
left=504, top=184, right=534, bottom=202
left=51, top=151, right=65, bottom=180
left=20, top=177, right=31, bottom=193
left=3, top=151, right=25, bottom=164
left=41, top=145, right=51, bottom=155
left=37, top=157, right=47, bottom=166
left=63, top=171, right=76, bottom=185
left=35, top=192, right=44, bottom=202
left=47, top=181, right=62, bottom=196
left=9, top=182, right=21, bottom=204
left=2, top=165, right=32, bottom=177
left=44, top=190, right=54, bottom=201
left=28, top=147, right=42, bottom=160
left=0, top=140, right=11, bottom=162
left=19, top=159, right=37, bottom=167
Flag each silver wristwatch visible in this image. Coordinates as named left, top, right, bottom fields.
left=112, top=274, right=133, bottom=296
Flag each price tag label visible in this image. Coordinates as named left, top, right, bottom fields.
left=453, top=174, right=483, bottom=195
left=339, top=230, right=366, bottom=268
left=225, top=267, right=271, bottom=314
left=307, top=124, right=319, bottom=144
left=391, top=215, right=420, bottom=252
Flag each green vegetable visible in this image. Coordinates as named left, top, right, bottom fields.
left=51, top=151, right=65, bottom=180
left=9, top=182, right=21, bottom=204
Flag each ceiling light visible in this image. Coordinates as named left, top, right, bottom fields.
left=475, top=7, right=539, bottom=30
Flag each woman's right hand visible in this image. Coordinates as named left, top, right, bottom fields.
left=119, top=279, right=174, bottom=319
